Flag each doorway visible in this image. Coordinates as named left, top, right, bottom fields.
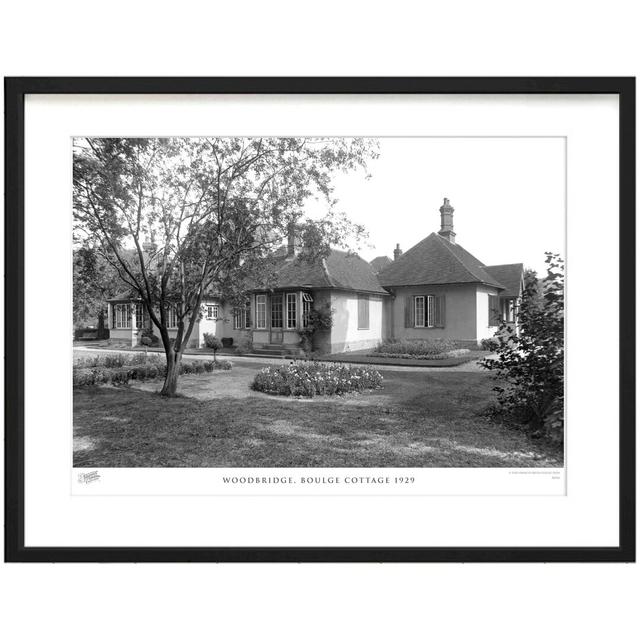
left=269, top=293, right=284, bottom=344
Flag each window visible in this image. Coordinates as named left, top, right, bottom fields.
left=286, top=293, right=297, bottom=329
left=488, top=295, right=501, bottom=327
left=206, top=304, right=219, bottom=320
left=414, top=296, right=425, bottom=327
left=427, top=295, right=435, bottom=328
left=357, top=294, right=369, bottom=330
left=501, top=298, right=516, bottom=323
left=302, top=292, right=313, bottom=328
left=113, top=304, right=131, bottom=329
left=410, top=295, right=444, bottom=328
left=135, top=303, right=145, bottom=329
left=234, top=301, right=252, bottom=330
left=271, top=295, right=283, bottom=329
left=166, top=305, right=178, bottom=329
left=256, top=295, right=267, bottom=329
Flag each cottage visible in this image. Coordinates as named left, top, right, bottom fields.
left=105, top=198, right=523, bottom=353
left=378, top=199, right=523, bottom=345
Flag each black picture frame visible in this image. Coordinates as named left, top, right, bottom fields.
left=4, top=77, right=635, bottom=563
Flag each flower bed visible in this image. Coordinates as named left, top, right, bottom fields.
left=370, top=348, right=471, bottom=361
left=371, top=339, right=470, bottom=360
left=251, top=361, right=383, bottom=397
left=73, top=354, right=231, bottom=387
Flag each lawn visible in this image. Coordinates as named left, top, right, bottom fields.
left=73, top=360, right=563, bottom=468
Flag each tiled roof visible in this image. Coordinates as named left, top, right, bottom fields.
left=256, top=249, right=388, bottom=294
left=483, top=263, right=524, bottom=297
left=370, top=255, right=393, bottom=274
left=377, top=232, right=505, bottom=289
left=107, top=290, right=221, bottom=302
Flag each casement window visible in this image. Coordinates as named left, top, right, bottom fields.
left=405, top=295, right=445, bottom=328
left=135, top=303, right=145, bottom=329
left=233, top=302, right=252, bottom=330
left=501, top=298, right=516, bottom=323
left=286, top=293, right=297, bottom=329
left=488, top=295, right=501, bottom=327
left=205, top=304, right=219, bottom=320
left=302, top=292, right=313, bottom=328
left=357, top=294, right=370, bottom=330
left=166, top=305, right=178, bottom=329
left=414, top=296, right=425, bottom=327
left=113, top=303, right=131, bottom=329
left=271, top=295, right=283, bottom=329
left=256, top=295, right=267, bottom=329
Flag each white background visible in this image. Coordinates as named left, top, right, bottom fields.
left=1, top=1, right=639, bottom=639
left=26, top=94, right=609, bottom=547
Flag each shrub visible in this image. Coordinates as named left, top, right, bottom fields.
left=480, top=337, right=499, bottom=351
left=140, top=327, right=160, bottom=346
left=251, top=361, right=383, bottom=397
left=221, top=337, right=233, bottom=348
left=193, top=360, right=206, bottom=375
left=234, top=336, right=253, bottom=355
left=372, top=338, right=458, bottom=359
left=103, top=353, right=127, bottom=368
left=296, top=301, right=333, bottom=354
left=203, top=333, right=222, bottom=350
left=480, top=253, right=564, bottom=440
left=72, top=355, right=230, bottom=387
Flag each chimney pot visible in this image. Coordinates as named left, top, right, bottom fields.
left=393, top=243, right=403, bottom=260
left=438, top=197, right=456, bottom=244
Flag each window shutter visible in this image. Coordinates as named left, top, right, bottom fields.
left=488, top=295, right=500, bottom=326
left=435, top=295, right=446, bottom=327
left=245, top=303, right=252, bottom=328
left=404, top=296, right=413, bottom=328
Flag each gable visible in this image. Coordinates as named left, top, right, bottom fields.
left=378, top=232, right=504, bottom=289
left=483, top=264, right=524, bottom=297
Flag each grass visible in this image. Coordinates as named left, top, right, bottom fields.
left=74, top=362, right=563, bottom=468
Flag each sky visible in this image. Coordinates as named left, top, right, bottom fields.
left=308, top=137, right=566, bottom=275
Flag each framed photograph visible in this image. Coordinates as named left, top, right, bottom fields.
left=4, top=77, right=635, bottom=562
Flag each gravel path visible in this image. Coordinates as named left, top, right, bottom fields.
left=73, top=345, right=494, bottom=373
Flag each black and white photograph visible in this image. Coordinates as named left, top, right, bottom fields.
left=72, top=135, right=565, bottom=470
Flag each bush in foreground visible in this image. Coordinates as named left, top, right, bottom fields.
left=480, top=253, right=564, bottom=441
left=251, top=361, right=383, bottom=397
left=73, top=357, right=231, bottom=387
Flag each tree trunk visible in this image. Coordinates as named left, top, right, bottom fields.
left=160, top=349, right=182, bottom=397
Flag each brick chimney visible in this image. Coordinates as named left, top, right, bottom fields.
left=393, top=243, right=403, bottom=260
left=438, top=197, right=456, bottom=244
left=142, top=233, right=157, bottom=258
left=286, top=222, right=300, bottom=259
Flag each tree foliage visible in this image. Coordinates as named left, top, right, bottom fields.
left=296, top=301, right=334, bottom=354
left=73, top=246, right=121, bottom=332
left=73, top=137, right=377, bottom=395
left=480, top=253, right=564, bottom=440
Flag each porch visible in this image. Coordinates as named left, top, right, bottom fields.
left=251, top=289, right=314, bottom=355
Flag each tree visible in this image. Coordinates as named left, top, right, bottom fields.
left=73, top=245, right=121, bottom=335
left=73, top=137, right=377, bottom=396
left=480, top=253, right=564, bottom=440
